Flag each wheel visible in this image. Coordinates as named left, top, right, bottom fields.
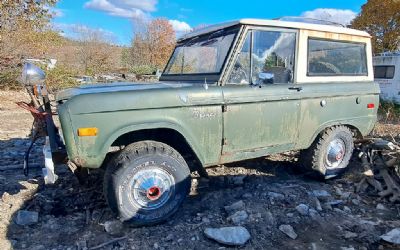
left=104, top=141, right=191, bottom=226
left=299, top=126, right=354, bottom=179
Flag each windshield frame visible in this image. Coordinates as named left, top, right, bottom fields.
left=160, top=26, right=240, bottom=83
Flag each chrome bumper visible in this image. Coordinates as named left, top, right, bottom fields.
left=42, top=136, right=58, bottom=184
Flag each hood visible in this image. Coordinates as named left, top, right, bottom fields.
left=56, top=81, right=192, bottom=101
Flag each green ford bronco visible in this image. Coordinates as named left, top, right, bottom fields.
left=20, top=18, right=379, bottom=225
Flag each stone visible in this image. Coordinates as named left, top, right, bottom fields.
left=376, top=203, right=387, bottom=210
left=279, top=224, right=298, bottom=239
left=325, top=200, right=343, bottom=206
left=344, top=231, right=358, bottom=239
left=380, top=228, right=400, bottom=245
left=204, top=226, right=251, bottom=246
left=265, top=212, right=276, bottom=225
left=224, top=200, right=245, bottom=213
left=268, top=192, right=285, bottom=200
left=227, top=210, right=248, bottom=225
left=242, top=193, right=253, bottom=198
left=104, top=220, right=124, bottom=236
left=164, top=234, right=174, bottom=242
left=351, top=199, right=360, bottom=206
left=308, top=209, right=320, bottom=220
left=296, top=204, right=309, bottom=216
left=343, top=206, right=352, bottom=214
left=15, top=210, right=39, bottom=226
left=313, top=197, right=323, bottom=211
left=312, top=190, right=331, bottom=198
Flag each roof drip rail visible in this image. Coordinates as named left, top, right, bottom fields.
left=273, top=16, right=345, bottom=27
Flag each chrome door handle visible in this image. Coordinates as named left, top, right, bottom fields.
left=288, top=86, right=303, bottom=92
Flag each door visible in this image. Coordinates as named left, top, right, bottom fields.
left=221, top=28, right=301, bottom=162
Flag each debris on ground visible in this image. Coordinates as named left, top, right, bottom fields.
left=204, top=226, right=251, bottom=246
left=279, top=224, right=298, bottom=240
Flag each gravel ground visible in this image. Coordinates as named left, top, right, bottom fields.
left=1, top=90, right=400, bottom=250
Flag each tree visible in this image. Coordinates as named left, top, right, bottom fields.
left=0, top=0, right=61, bottom=87
left=129, top=18, right=176, bottom=73
left=72, top=26, right=117, bottom=75
left=351, top=0, right=400, bottom=53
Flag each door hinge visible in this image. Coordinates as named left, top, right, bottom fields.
left=222, top=138, right=228, bottom=145
left=222, top=104, right=228, bottom=112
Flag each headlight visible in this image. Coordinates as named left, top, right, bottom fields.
left=21, top=63, right=46, bottom=86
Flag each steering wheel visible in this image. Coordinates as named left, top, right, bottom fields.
left=230, top=62, right=249, bottom=84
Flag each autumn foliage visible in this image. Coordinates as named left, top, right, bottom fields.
left=351, top=0, right=400, bottom=53
left=128, top=18, right=176, bottom=72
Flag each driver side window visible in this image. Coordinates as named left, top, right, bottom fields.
left=228, top=29, right=296, bottom=85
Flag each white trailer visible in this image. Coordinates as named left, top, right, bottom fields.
left=373, top=52, right=400, bottom=103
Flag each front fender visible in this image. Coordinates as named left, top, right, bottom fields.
left=101, top=121, right=206, bottom=166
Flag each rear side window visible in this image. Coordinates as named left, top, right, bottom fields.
left=307, top=38, right=368, bottom=76
left=374, top=66, right=395, bottom=79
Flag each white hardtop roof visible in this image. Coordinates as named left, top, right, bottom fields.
left=179, top=18, right=371, bottom=41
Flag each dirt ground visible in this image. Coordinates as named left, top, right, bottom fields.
left=1, top=90, right=400, bottom=250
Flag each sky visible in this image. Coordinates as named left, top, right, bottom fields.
left=52, top=0, right=368, bottom=46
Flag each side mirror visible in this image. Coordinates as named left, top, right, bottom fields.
left=21, top=63, right=46, bottom=86
left=258, top=72, right=274, bottom=84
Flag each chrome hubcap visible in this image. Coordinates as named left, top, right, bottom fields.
left=129, top=168, right=175, bottom=210
left=326, top=139, right=346, bottom=169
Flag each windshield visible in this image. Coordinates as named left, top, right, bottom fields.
left=163, top=29, right=238, bottom=76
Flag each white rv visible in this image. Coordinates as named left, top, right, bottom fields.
left=373, top=52, right=400, bottom=103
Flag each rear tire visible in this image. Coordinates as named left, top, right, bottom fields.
left=104, top=141, right=191, bottom=226
left=299, top=126, right=354, bottom=179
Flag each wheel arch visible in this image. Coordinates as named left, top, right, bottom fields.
left=102, top=123, right=206, bottom=173
left=304, top=122, right=363, bottom=149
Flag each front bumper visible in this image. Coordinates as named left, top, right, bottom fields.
left=42, top=136, right=58, bottom=184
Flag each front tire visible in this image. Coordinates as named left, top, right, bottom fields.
left=299, top=126, right=354, bottom=179
left=104, top=141, right=191, bottom=226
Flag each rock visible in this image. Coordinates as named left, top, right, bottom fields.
left=340, top=192, right=352, bottom=200
left=202, top=217, right=211, bottom=223
left=204, top=226, right=251, bottom=246
left=164, top=234, right=174, bottom=242
left=279, top=224, right=298, bottom=239
left=296, top=204, right=309, bottom=216
left=268, top=192, right=285, bottom=200
left=286, top=213, right=294, bottom=218
left=265, top=212, right=276, bottom=225
left=344, top=231, right=358, bottom=239
left=312, top=190, right=331, bottom=198
left=340, top=247, right=355, bottom=250
left=343, top=206, right=352, bottom=214
left=376, top=203, right=387, bottom=210
left=313, top=197, right=323, bottom=211
left=380, top=228, right=400, bottom=245
left=1, top=192, right=11, bottom=203
left=308, top=209, right=320, bottom=221
left=227, top=210, right=248, bottom=225
left=104, top=220, right=124, bottom=236
left=351, top=199, right=360, bottom=206
left=76, top=240, right=87, bottom=250
left=153, top=242, right=159, bottom=249
left=224, top=200, right=245, bottom=213
left=242, top=193, right=253, bottom=198
left=325, top=200, right=343, bottom=206
left=15, top=210, right=39, bottom=226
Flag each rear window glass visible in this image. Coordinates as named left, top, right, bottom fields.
left=374, top=65, right=395, bottom=79
left=307, top=38, right=368, bottom=76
